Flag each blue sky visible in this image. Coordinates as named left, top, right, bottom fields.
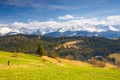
left=0, top=0, right=120, bottom=23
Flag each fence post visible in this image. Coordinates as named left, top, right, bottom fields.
left=8, top=60, right=10, bottom=66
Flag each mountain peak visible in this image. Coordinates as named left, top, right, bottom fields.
left=0, top=25, right=120, bottom=38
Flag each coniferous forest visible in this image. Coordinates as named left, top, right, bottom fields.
left=0, top=34, right=120, bottom=66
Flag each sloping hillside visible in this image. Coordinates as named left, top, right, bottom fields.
left=0, top=51, right=119, bottom=80
left=0, top=35, right=120, bottom=64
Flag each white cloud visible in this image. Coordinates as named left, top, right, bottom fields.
left=107, top=15, right=120, bottom=21
left=0, top=15, right=120, bottom=34
left=10, top=21, right=61, bottom=30
left=59, top=15, right=75, bottom=20
left=107, top=15, right=120, bottom=25
left=0, top=27, right=12, bottom=35
left=11, top=22, right=27, bottom=29
left=0, top=24, right=9, bottom=27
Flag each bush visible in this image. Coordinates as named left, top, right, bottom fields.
left=11, top=53, right=19, bottom=58
left=65, top=54, right=73, bottom=60
left=89, top=57, right=105, bottom=68
left=89, top=57, right=96, bottom=65
left=95, top=61, right=105, bottom=68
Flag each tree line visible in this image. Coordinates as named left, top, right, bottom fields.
left=0, top=35, right=120, bottom=62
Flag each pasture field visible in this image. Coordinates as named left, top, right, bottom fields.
left=0, top=51, right=120, bottom=80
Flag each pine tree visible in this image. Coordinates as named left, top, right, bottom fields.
left=37, top=43, right=44, bottom=56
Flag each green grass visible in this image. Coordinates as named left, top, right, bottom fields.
left=0, top=51, right=120, bottom=80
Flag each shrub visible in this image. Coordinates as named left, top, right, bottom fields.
left=95, top=61, right=105, bottom=68
left=65, top=54, right=73, bottom=60
left=89, top=57, right=105, bottom=68
left=11, top=53, right=19, bottom=58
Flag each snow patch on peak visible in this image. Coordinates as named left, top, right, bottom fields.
left=109, top=25, right=119, bottom=31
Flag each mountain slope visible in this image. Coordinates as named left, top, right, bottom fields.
left=0, top=25, right=120, bottom=38
left=44, top=30, right=120, bottom=38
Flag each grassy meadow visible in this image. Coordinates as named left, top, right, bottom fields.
left=0, top=51, right=120, bottom=80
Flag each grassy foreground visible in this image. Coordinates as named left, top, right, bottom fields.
left=0, top=51, right=120, bottom=80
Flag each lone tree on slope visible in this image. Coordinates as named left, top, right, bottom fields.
left=37, top=43, right=45, bottom=56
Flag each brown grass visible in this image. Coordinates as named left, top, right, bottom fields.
left=55, top=40, right=83, bottom=49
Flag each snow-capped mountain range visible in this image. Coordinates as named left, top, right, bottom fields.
left=0, top=24, right=120, bottom=38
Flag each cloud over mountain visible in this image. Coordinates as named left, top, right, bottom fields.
left=0, top=15, right=120, bottom=35
left=59, top=15, right=75, bottom=20
left=107, top=15, right=120, bottom=25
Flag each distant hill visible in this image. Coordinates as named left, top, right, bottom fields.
left=0, top=35, right=41, bottom=53
left=44, top=30, right=120, bottom=38
left=0, top=35, right=120, bottom=62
